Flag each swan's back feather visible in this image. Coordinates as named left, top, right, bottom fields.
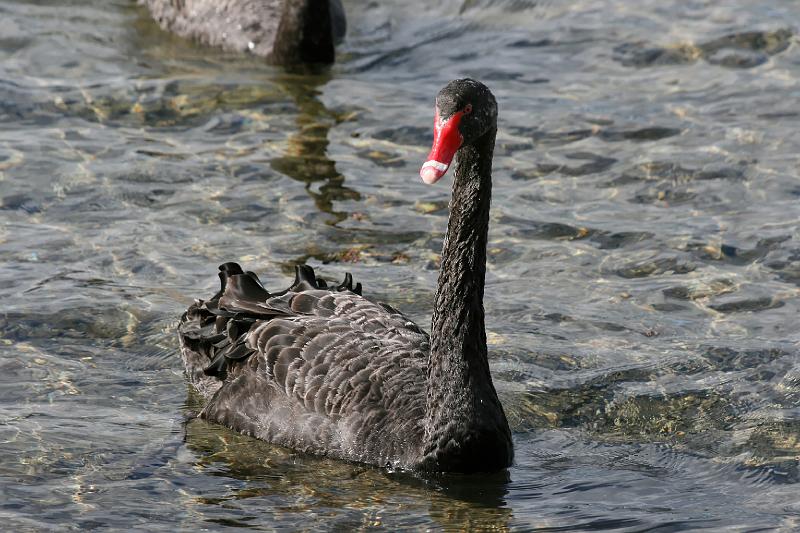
left=138, top=0, right=346, bottom=63
left=178, top=263, right=428, bottom=467
left=139, top=0, right=284, bottom=58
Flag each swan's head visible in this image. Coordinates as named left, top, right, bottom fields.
left=420, top=78, right=497, bottom=184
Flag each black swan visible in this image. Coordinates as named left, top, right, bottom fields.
left=179, top=79, right=513, bottom=472
left=138, top=0, right=346, bottom=64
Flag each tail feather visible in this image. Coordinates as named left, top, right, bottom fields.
left=178, top=262, right=364, bottom=398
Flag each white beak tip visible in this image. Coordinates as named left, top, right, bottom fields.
left=420, top=160, right=448, bottom=184
left=420, top=167, right=440, bottom=184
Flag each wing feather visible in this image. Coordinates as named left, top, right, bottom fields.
left=178, top=263, right=428, bottom=463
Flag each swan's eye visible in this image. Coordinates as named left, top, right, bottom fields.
left=463, top=104, right=473, bottom=115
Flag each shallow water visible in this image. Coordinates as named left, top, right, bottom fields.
left=1, top=0, right=799, bottom=530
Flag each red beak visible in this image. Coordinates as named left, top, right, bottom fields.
left=420, top=109, right=464, bottom=184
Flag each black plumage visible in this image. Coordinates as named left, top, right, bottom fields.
left=180, top=263, right=429, bottom=468
left=179, top=79, right=513, bottom=472
left=139, top=0, right=346, bottom=65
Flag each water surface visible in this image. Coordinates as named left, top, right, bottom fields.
left=1, top=0, right=799, bottom=530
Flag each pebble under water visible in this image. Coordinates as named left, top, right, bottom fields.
left=1, top=0, right=799, bottom=530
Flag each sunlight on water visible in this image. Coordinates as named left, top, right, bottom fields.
left=0, top=0, right=799, bottom=530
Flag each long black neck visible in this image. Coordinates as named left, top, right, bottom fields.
left=421, top=125, right=513, bottom=472
left=272, top=0, right=335, bottom=64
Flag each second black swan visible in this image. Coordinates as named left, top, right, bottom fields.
left=179, top=79, right=513, bottom=472
left=139, top=0, right=346, bottom=65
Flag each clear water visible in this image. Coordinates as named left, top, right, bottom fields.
left=2, top=0, right=799, bottom=530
